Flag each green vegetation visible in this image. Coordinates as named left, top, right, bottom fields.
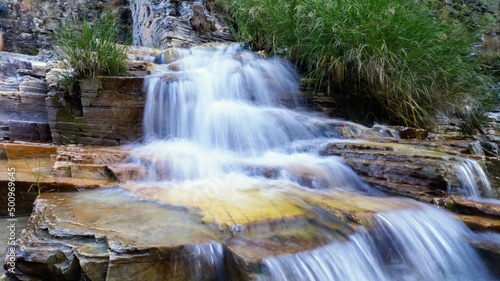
left=25, top=159, right=48, bottom=196
left=52, top=14, right=128, bottom=80
left=219, top=0, right=497, bottom=128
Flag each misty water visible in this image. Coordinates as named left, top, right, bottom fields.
left=126, top=43, right=497, bottom=280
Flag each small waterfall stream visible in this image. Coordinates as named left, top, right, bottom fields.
left=259, top=205, right=491, bottom=281
left=131, top=44, right=496, bottom=280
left=454, top=159, right=495, bottom=198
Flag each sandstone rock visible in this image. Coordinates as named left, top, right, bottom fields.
left=2, top=143, right=57, bottom=159
left=69, top=164, right=113, bottom=181
left=398, top=127, right=429, bottom=140
left=55, top=146, right=130, bottom=165
left=6, top=180, right=416, bottom=281
left=3, top=140, right=500, bottom=280
left=8, top=189, right=227, bottom=281
left=46, top=76, right=146, bottom=146
left=457, top=214, right=500, bottom=232
left=0, top=143, right=117, bottom=216
left=0, top=52, right=51, bottom=142
left=4, top=121, right=52, bottom=142
left=446, top=197, right=500, bottom=219
left=107, top=163, right=147, bottom=182
left=322, top=141, right=460, bottom=201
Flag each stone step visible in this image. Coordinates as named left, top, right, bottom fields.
left=457, top=214, right=500, bottom=232
left=447, top=197, right=500, bottom=220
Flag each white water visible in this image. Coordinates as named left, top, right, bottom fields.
left=454, top=159, right=495, bottom=198
left=143, top=44, right=306, bottom=148
left=184, top=242, right=225, bottom=280
left=259, top=205, right=491, bottom=281
left=134, top=43, right=495, bottom=280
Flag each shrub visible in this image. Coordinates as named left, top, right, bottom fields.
left=52, top=14, right=128, bottom=80
left=219, top=0, right=497, bottom=128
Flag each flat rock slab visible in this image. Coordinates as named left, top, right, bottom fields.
left=0, top=143, right=118, bottom=216
left=8, top=181, right=407, bottom=281
left=10, top=188, right=223, bottom=281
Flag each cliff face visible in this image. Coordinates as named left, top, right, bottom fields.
left=130, top=0, right=234, bottom=48
left=0, top=0, right=233, bottom=54
left=0, top=0, right=130, bottom=54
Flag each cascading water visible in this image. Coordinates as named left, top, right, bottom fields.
left=454, top=159, right=495, bottom=198
left=259, top=204, right=492, bottom=281
left=130, top=43, right=495, bottom=280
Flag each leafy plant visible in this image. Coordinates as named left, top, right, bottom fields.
left=52, top=14, right=128, bottom=80
left=219, top=0, right=497, bottom=129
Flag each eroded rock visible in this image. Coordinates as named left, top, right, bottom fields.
left=130, top=0, right=234, bottom=49
left=46, top=76, right=146, bottom=146
left=8, top=189, right=224, bottom=281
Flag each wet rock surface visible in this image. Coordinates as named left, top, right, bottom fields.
left=5, top=177, right=422, bottom=280
left=7, top=174, right=499, bottom=280
left=0, top=143, right=117, bottom=216
left=10, top=189, right=223, bottom=281
left=2, top=133, right=500, bottom=280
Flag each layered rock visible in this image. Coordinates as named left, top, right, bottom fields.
left=130, top=0, right=234, bottom=49
left=7, top=174, right=499, bottom=280
left=45, top=75, right=146, bottom=146
left=10, top=189, right=225, bottom=281
left=5, top=177, right=418, bottom=280
left=322, top=141, right=458, bottom=201
left=2, top=137, right=500, bottom=280
left=0, top=0, right=131, bottom=54
left=0, top=52, right=51, bottom=142
left=46, top=136, right=500, bottom=232
left=0, top=0, right=233, bottom=54
left=0, top=143, right=117, bottom=216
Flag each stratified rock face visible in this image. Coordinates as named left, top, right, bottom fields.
left=45, top=76, right=146, bottom=146
left=0, top=0, right=131, bottom=54
left=0, top=52, right=51, bottom=142
left=130, top=0, right=234, bottom=49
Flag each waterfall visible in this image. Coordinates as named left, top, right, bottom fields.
left=133, top=43, right=495, bottom=280
left=259, top=205, right=492, bottom=281
left=454, top=159, right=494, bottom=198
left=142, top=44, right=311, bottom=148
left=184, top=242, right=226, bottom=280
left=138, top=43, right=368, bottom=184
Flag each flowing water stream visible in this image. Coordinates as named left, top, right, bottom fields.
left=454, top=159, right=495, bottom=198
left=128, top=44, right=497, bottom=280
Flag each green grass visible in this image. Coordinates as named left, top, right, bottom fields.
left=25, top=159, right=48, bottom=196
left=219, top=0, right=497, bottom=129
left=52, top=14, right=128, bottom=80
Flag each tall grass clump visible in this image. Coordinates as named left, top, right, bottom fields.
left=219, top=0, right=496, bottom=128
left=53, top=14, right=128, bottom=80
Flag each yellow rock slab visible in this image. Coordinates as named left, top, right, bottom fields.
left=122, top=176, right=309, bottom=233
